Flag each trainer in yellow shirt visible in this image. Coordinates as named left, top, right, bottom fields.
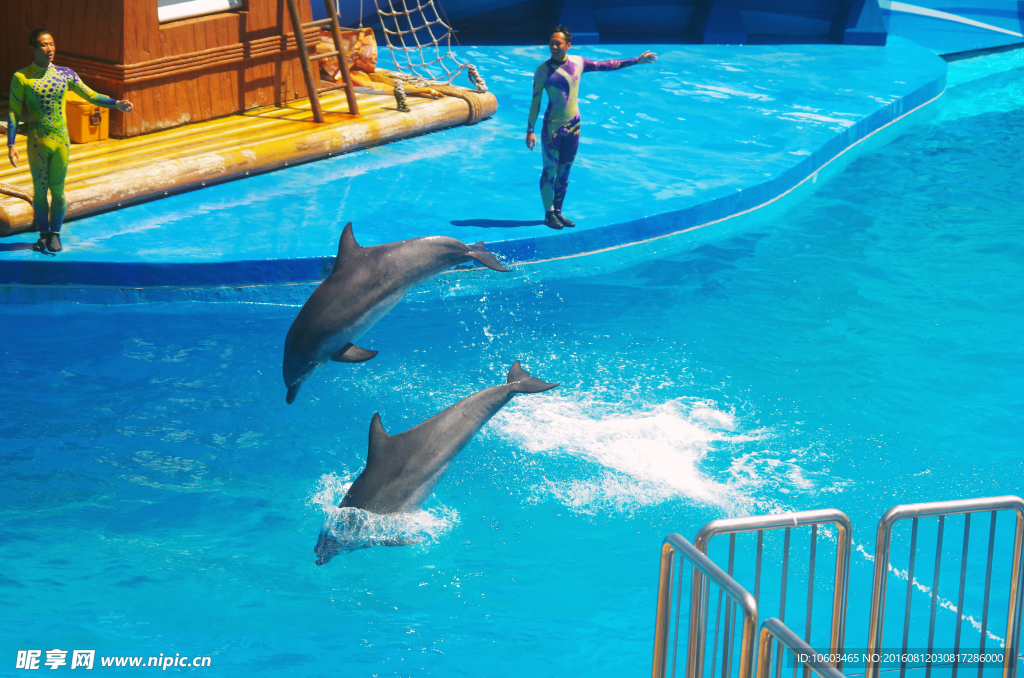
left=7, top=29, right=133, bottom=253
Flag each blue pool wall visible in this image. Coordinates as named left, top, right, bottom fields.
left=880, top=0, right=1024, bottom=55
left=325, top=0, right=1024, bottom=55
left=326, top=0, right=888, bottom=46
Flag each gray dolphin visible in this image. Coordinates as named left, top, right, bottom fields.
left=283, top=223, right=509, bottom=404
left=314, top=361, right=558, bottom=564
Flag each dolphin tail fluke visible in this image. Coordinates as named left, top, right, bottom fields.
left=467, top=242, right=510, bottom=272
left=286, top=384, right=301, bottom=404
left=507, top=360, right=559, bottom=394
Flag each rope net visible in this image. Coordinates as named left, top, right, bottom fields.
left=373, top=0, right=486, bottom=91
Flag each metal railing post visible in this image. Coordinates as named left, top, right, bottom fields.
left=652, top=533, right=759, bottom=678
left=654, top=538, right=679, bottom=678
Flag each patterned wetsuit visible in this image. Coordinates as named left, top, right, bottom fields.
left=527, top=55, right=638, bottom=212
left=7, top=63, right=116, bottom=233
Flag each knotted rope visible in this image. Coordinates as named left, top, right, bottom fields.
left=393, top=80, right=411, bottom=113
left=381, top=69, right=486, bottom=123
left=374, top=0, right=486, bottom=92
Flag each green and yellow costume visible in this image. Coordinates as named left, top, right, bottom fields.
left=7, top=63, right=116, bottom=233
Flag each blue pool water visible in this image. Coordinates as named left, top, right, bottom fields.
left=2, top=51, right=1023, bottom=675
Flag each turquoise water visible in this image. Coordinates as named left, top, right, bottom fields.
left=2, top=52, right=1023, bottom=675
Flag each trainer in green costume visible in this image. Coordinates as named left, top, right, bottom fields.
left=7, top=29, right=133, bottom=253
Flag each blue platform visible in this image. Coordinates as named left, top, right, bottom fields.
left=0, top=37, right=946, bottom=299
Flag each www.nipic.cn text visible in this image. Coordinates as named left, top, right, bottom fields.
left=16, top=650, right=212, bottom=670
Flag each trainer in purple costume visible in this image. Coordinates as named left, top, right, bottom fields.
left=525, top=26, right=657, bottom=230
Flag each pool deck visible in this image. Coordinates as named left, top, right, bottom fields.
left=0, top=87, right=496, bottom=236
left=0, top=37, right=947, bottom=300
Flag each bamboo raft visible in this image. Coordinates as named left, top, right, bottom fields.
left=0, top=88, right=496, bottom=236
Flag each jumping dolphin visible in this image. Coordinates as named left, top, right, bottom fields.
left=283, top=223, right=509, bottom=404
left=314, top=361, right=558, bottom=564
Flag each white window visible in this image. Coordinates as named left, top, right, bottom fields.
left=158, top=0, right=243, bottom=23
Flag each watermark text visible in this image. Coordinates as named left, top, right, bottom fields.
left=16, top=650, right=211, bottom=670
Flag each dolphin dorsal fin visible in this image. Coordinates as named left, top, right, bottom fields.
left=367, top=412, right=390, bottom=463
left=334, top=223, right=361, bottom=269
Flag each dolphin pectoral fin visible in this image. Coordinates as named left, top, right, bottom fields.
left=467, top=242, right=510, bottom=272
left=286, top=384, right=301, bottom=404
left=507, top=360, right=559, bottom=394
left=331, top=344, right=378, bottom=363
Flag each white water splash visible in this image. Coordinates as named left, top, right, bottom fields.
left=490, top=396, right=812, bottom=515
left=307, top=473, right=459, bottom=557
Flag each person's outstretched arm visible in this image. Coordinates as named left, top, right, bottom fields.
left=581, top=51, right=658, bottom=73
left=525, top=66, right=545, bottom=150
left=68, top=72, right=133, bottom=113
left=7, top=74, right=23, bottom=168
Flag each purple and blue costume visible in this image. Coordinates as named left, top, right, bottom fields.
left=527, top=54, right=638, bottom=213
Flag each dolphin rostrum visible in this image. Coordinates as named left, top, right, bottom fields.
left=283, top=223, right=509, bottom=403
left=314, top=361, right=558, bottom=564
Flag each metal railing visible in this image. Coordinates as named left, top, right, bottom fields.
left=694, top=510, right=853, bottom=670
left=653, top=533, right=759, bottom=678
left=757, top=617, right=846, bottom=678
left=652, top=495, right=1024, bottom=678
left=866, top=496, right=1024, bottom=678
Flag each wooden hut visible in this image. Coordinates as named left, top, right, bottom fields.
left=3, top=0, right=320, bottom=138
left=0, top=0, right=497, bottom=236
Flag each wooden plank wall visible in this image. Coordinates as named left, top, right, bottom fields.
left=3, top=0, right=317, bottom=138
left=1, top=0, right=124, bottom=96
